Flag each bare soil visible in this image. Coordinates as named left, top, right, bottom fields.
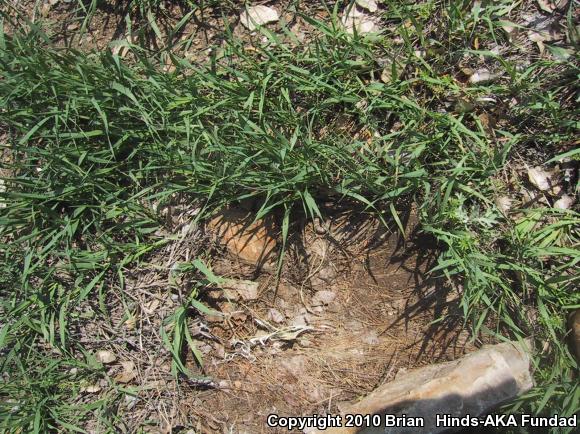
left=179, top=211, right=476, bottom=433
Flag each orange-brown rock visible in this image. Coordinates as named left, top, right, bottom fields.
left=208, top=209, right=277, bottom=270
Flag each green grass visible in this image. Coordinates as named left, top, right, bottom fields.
left=0, top=0, right=579, bottom=432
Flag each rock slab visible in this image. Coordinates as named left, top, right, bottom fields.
left=240, top=5, right=279, bottom=31
left=208, top=209, right=277, bottom=270
left=312, top=340, right=533, bottom=434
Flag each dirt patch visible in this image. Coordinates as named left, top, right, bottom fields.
left=10, top=0, right=322, bottom=62
left=181, top=212, right=476, bottom=433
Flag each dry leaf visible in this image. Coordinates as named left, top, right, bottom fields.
left=146, top=378, right=168, bottom=388
left=536, top=0, right=555, bottom=13
left=0, top=180, right=6, bottom=209
left=469, top=69, right=497, bottom=84
left=413, top=49, right=427, bottom=58
left=478, top=112, right=496, bottom=135
left=497, top=20, right=516, bottom=34
left=230, top=310, right=248, bottom=323
left=84, top=384, right=102, bottom=393
left=276, top=325, right=313, bottom=341
left=95, top=350, right=117, bottom=364
left=240, top=6, right=279, bottom=31
left=41, top=3, right=51, bottom=17
left=143, top=298, right=161, bottom=315
left=114, top=361, right=137, bottom=384
left=124, top=316, right=136, bottom=330
left=124, top=394, right=138, bottom=410
left=496, top=196, right=513, bottom=214
left=527, top=29, right=557, bottom=43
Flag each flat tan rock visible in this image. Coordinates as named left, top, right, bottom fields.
left=240, top=5, right=279, bottom=31
left=208, top=209, right=277, bottom=269
left=313, top=340, right=533, bottom=434
left=341, top=6, right=379, bottom=35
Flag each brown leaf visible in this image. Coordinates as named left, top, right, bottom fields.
left=114, top=361, right=137, bottom=384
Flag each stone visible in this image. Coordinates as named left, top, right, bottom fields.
left=312, top=217, right=328, bottom=234
left=528, top=166, right=551, bottom=191
left=267, top=308, right=285, bottom=324
left=276, top=283, right=297, bottom=300
left=310, top=276, right=326, bottom=288
left=84, top=384, right=101, bottom=393
left=208, top=209, right=277, bottom=269
left=554, top=194, right=574, bottom=210
left=213, top=343, right=226, bottom=359
left=308, top=238, right=330, bottom=258
left=527, top=166, right=562, bottom=196
left=345, top=320, right=364, bottom=332
left=240, top=5, right=279, bottom=31
left=291, top=313, right=311, bottom=327
left=380, top=63, right=401, bottom=84
left=341, top=6, right=379, bottom=35
left=312, top=340, right=533, bottom=434
left=281, top=355, right=307, bottom=378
